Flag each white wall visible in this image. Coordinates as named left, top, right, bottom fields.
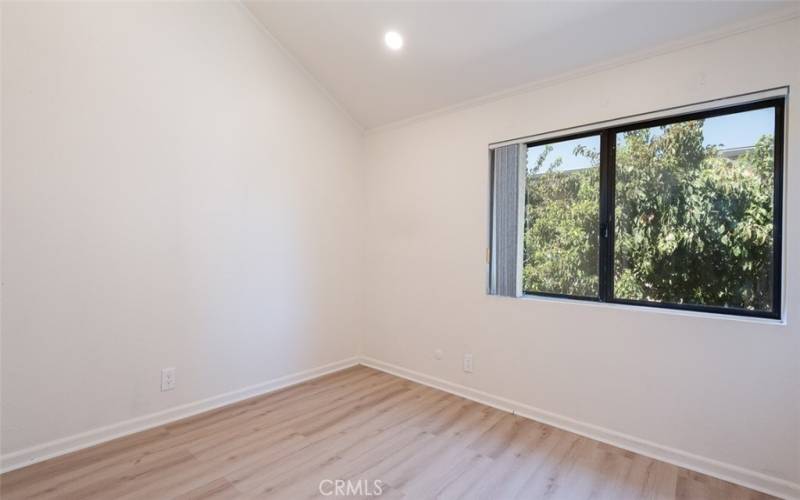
left=363, top=17, right=800, bottom=494
left=1, top=2, right=363, bottom=457
left=2, top=2, right=799, bottom=496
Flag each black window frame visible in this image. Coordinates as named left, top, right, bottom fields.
left=522, top=97, right=784, bottom=319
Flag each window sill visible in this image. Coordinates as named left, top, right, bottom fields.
left=512, top=293, right=786, bottom=326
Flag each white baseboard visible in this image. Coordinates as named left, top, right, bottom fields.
left=359, top=356, right=800, bottom=500
left=3, top=355, right=797, bottom=499
left=0, top=357, right=359, bottom=474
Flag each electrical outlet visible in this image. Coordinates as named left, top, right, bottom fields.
left=161, top=367, right=176, bottom=392
left=463, top=354, right=473, bottom=373
left=434, top=349, right=443, bottom=360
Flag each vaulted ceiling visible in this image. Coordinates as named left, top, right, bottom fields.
left=245, top=1, right=796, bottom=129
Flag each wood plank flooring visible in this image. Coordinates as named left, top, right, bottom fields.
left=0, top=365, right=775, bottom=499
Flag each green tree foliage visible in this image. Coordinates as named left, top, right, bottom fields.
left=524, top=145, right=599, bottom=297
left=523, top=119, right=774, bottom=311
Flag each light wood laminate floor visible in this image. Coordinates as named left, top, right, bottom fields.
left=0, top=365, right=775, bottom=499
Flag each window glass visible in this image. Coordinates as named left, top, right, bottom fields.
left=614, top=108, right=776, bottom=312
left=524, top=135, right=600, bottom=297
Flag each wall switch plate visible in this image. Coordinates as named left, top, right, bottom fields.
left=463, top=354, right=473, bottom=373
left=161, top=367, right=176, bottom=391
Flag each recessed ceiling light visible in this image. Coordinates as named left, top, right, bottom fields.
left=384, top=31, right=403, bottom=51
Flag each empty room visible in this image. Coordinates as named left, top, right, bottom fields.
left=1, top=1, right=798, bottom=499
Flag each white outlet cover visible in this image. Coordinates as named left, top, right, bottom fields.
left=463, top=354, right=473, bottom=373
left=434, top=349, right=443, bottom=360
left=161, top=367, right=176, bottom=392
